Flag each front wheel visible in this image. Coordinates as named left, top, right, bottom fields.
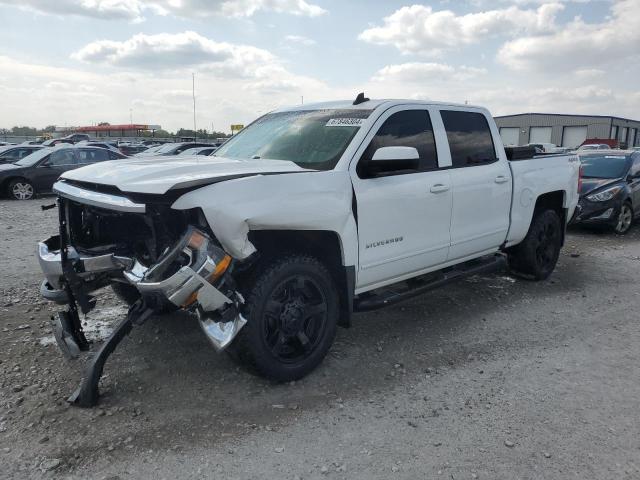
left=228, top=254, right=339, bottom=381
left=9, top=179, right=35, bottom=200
left=613, top=202, right=633, bottom=234
left=508, top=209, right=562, bottom=281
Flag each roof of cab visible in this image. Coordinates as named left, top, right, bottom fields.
left=273, top=98, right=482, bottom=113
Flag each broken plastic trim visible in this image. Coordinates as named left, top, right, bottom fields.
left=121, top=226, right=247, bottom=350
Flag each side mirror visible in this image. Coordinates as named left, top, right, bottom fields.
left=363, top=146, right=420, bottom=177
left=371, top=146, right=419, bottom=162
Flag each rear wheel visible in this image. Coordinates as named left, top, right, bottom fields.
left=228, top=254, right=339, bottom=381
left=9, top=179, right=34, bottom=200
left=613, top=202, right=633, bottom=234
left=508, top=209, right=562, bottom=281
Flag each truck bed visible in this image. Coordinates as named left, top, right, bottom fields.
left=505, top=151, right=581, bottom=247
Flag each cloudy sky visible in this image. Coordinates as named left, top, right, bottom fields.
left=0, top=0, right=638, bottom=132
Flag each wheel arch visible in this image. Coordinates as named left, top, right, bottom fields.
left=248, top=229, right=355, bottom=328
left=533, top=190, right=567, bottom=245
left=1, top=176, right=33, bottom=197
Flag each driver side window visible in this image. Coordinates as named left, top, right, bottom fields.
left=357, top=110, right=438, bottom=178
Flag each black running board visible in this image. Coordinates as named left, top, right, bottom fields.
left=354, top=254, right=507, bottom=312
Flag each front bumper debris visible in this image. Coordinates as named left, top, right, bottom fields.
left=572, top=197, right=621, bottom=226
left=38, top=227, right=247, bottom=351
left=38, top=197, right=247, bottom=406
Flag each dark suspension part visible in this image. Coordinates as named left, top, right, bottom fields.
left=68, top=299, right=154, bottom=408
left=54, top=197, right=90, bottom=356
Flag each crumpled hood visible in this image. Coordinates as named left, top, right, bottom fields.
left=579, top=177, right=622, bottom=197
left=60, top=155, right=311, bottom=194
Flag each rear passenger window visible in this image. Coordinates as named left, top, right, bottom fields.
left=359, top=110, right=438, bottom=175
left=441, top=111, right=497, bottom=167
left=78, top=149, right=110, bottom=164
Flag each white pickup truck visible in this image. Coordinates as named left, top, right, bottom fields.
left=38, top=95, right=580, bottom=405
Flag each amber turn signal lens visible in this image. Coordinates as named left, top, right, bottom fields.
left=210, top=254, right=232, bottom=282
left=181, top=255, right=232, bottom=307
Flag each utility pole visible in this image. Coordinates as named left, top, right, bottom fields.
left=129, top=108, right=133, bottom=124
left=192, top=73, right=197, bottom=140
left=301, top=95, right=304, bottom=105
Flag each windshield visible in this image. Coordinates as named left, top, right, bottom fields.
left=15, top=148, right=52, bottom=166
left=213, top=109, right=372, bottom=170
left=580, top=154, right=630, bottom=179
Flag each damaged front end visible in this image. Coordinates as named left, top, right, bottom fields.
left=38, top=181, right=247, bottom=406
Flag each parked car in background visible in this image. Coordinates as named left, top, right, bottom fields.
left=178, top=146, right=218, bottom=156
left=42, top=138, right=73, bottom=147
left=77, top=141, right=122, bottom=155
left=525, top=142, right=562, bottom=153
left=119, top=144, right=148, bottom=156
left=577, top=144, right=611, bottom=151
left=0, top=146, right=126, bottom=200
left=572, top=150, right=640, bottom=234
left=134, top=142, right=214, bottom=157
left=0, top=145, right=44, bottom=164
left=0, top=141, right=16, bottom=147
left=61, top=133, right=91, bottom=143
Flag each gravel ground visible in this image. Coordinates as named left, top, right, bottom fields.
left=1, top=198, right=639, bottom=480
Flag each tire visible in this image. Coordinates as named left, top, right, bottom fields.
left=8, top=179, right=35, bottom=200
left=228, top=254, right=339, bottom=382
left=613, top=202, right=633, bottom=235
left=508, top=209, right=562, bottom=281
left=111, top=283, right=178, bottom=313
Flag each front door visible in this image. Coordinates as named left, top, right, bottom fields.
left=35, top=149, right=78, bottom=192
left=350, top=106, right=453, bottom=290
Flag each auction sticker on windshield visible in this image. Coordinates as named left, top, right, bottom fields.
left=326, top=118, right=365, bottom=127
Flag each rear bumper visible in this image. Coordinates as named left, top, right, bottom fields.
left=37, top=227, right=246, bottom=351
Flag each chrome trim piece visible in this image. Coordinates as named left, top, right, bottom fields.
left=198, top=312, right=247, bottom=352
left=53, top=181, right=146, bottom=213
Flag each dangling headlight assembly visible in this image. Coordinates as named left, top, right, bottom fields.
left=586, top=185, right=622, bottom=202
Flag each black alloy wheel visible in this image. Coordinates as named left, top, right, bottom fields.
left=227, top=254, right=339, bottom=381
left=262, top=275, right=329, bottom=364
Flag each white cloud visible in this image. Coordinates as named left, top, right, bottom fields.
left=284, top=35, right=316, bottom=46
left=372, top=62, right=487, bottom=82
left=0, top=0, right=326, bottom=21
left=359, top=3, right=563, bottom=56
left=497, top=0, right=640, bottom=70
left=71, top=31, right=332, bottom=104
left=71, top=31, right=276, bottom=78
left=0, top=0, right=147, bottom=20
left=574, top=68, right=606, bottom=78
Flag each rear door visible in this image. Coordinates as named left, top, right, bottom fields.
left=350, top=106, right=453, bottom=290
left=76, top=148, right=110, bottom=166
left=438, top=109, right=512, bottom=261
